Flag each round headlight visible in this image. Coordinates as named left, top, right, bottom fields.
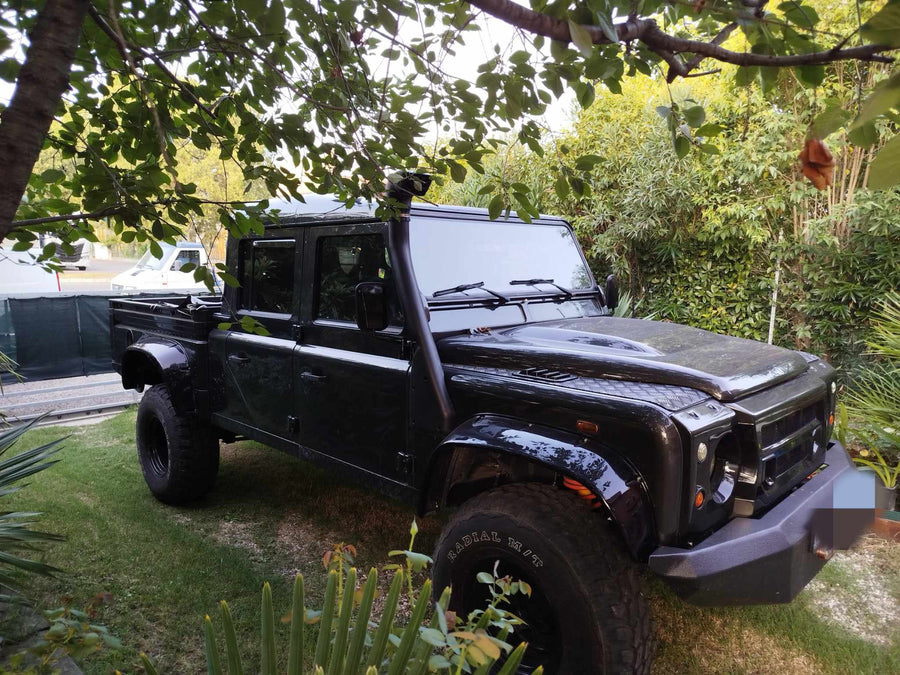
left=697, top=442, right=708, bottom=463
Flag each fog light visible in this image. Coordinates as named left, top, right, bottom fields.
left=697, top=442, right=708, bottom=463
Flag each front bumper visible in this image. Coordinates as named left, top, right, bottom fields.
left=648, top=441, right=874, bottom=605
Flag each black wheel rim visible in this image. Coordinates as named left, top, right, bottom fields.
left=145, top=416, right=169, bottom=476
left=453, top=552, right=562, bottom=674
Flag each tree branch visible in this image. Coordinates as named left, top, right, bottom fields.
left=673, top=22, right=738, bottom=82
left=466, top=0, right=896, bottom=70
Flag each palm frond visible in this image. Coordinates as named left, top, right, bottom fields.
left=0, top=416, right=65, bottom=592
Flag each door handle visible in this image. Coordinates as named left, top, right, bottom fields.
left=228, top=353, right=250, bottom=365
left=300, top=371, right=327, bottom=383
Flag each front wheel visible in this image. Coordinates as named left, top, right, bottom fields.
left=136, top=384, right=219, bottom=504
left=432, top=483, right=653, bottom=675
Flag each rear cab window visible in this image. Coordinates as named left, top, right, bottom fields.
left=239, top=239, right=297, bottom=316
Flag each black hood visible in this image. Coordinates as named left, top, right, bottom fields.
left=438, top=317, right=810, bottom=402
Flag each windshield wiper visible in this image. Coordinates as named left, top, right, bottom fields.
left=509, top=278, right=573, bottom=299
left=432, top=281, right=509, bottom=304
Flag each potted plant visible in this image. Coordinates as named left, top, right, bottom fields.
left=853, top=442, right=899, bottom=512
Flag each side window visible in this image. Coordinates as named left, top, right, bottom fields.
left=239, top=239, right=296, bottom=314
left=316, top=234, right=401, bottom=325
left=171, top=249, right=200, bottom=271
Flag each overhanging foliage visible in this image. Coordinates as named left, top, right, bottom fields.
left=0, top=0, right=898, bottom=283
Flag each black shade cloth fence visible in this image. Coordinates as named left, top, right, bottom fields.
left=0, top=291, right=198, bottom=383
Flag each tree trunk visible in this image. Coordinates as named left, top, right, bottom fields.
left=0, top=0, right=89, bottom=244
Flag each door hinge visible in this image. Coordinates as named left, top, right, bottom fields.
left=395, top=451, right=414, bottom=476
left=287, top=415, right=299, bottom=434
left=292, top=324, right=304, bottom=342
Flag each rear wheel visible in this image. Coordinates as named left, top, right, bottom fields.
left=136, top=384, right=219, bottom=504
left=432, top=483, right=653, bottom=675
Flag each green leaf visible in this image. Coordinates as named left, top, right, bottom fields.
left=847, top=122, right=879, bottom=148
left=867, top=133, right=900, bottom=189
left=696, top=123, right=726, bottom=137
left=0, top=58, right=20, bottom=82
left=40, top=168, right=66, bottom=183
left=567, top=21, right=594, bottom=57
left=575, top=81, right=595, bottom=108
left=674, top=136, right=691, bottom=159
left=852, top=72, right=900, bottom=130
left=218, top=271, right=239, bottom=287
left=655, top=105, right=672, bottom=120
left=448, top=160, right=467, bottom=183
left=683, top=105, right=706, bottom=128
left=487, top=195, right=503, bottom=221
left=759, top=66, right=780, bottom=92
left=797, top=65, right=825, bottom=88
left=554, top=174, right=570, bottom=200
left=595, top=13, right=618, bottom=44
left=734, top=66, right=758, bottom=87
left=812, top=106, right=852, bottom=138
left=861, top=2, right=900, bottom=47
left=699, top=143, right=720, bottom=155
left=574, top=154, right=602, bottom=171
left=778, top=3, right=820, bottom=28
left=476, top=571, right=494, bottom=584
left=419, top=627, right=446, bottom=647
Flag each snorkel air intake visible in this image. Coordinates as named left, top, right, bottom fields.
left=384, top=172, right=455, bottom=433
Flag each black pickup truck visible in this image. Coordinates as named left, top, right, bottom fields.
left=110, top=174, right=870, bottom=674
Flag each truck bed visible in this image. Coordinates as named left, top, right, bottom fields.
left=109, top=294, right=223, bottom=372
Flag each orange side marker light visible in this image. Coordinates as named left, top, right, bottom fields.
left=576, top=420, right=599, bottom=435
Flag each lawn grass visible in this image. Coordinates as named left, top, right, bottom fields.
left=3, top=412, right=898, bottom=674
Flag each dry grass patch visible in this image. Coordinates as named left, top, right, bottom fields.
left=805, top=534, right=900, bottom=647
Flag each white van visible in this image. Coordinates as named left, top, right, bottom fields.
left=111, top=242, right=220, bottom=292
left=0, top=248, right=61, bottom=293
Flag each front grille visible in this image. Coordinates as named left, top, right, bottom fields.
left=54, top=242, right=85, bottom=263
left=763, top=441, right=810, bottom=482
left=754, top=399, right=826, bottom=509
left=759, top=402, right=819, bottom=449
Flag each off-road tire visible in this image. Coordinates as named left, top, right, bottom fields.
left=433, top=483, right=653, bottom=675
left=136, top=384, right=219, bottom=504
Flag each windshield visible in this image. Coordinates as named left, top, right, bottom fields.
left=136, top=243, right=176, bottom=270
left=409, top=217, right=593, bottom=299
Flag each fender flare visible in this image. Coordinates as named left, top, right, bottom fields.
left=121, top=337, right=197, bottom=414
left=426, top=414, right=658, bottom=560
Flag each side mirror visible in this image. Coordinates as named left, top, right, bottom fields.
left=356, top=282, right=389, bottom=331
left=605, top=274, right=619, bottom=312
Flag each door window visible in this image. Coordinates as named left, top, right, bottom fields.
left=315, top=234, right=401, bottom=324
left=239, top=239, right=296, bottom=314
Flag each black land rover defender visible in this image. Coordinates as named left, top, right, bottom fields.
left=110, top=174, right=870, bottom=674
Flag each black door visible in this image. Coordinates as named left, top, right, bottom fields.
left=293, top=225, right=410, bottom=478
left=219, top=236, right=300, bottom=441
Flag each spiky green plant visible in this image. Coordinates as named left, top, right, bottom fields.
left=149, top=519, right=540, bottom=674
left=847, top=292, right=900, bottom=486
left=187, top=571, right=536, bottom=675
left=0, top=418, right=64, bottom=596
